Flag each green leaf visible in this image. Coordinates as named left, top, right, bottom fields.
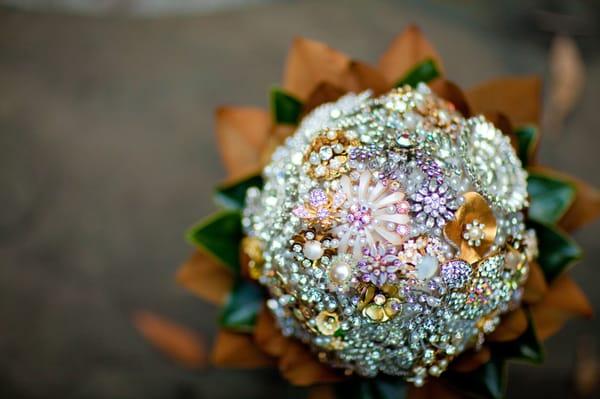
left=186, top=210, right=243, bottom=272
left=219, top=279, right=263, bottom=332
left=335, top=376, right=407, bottom=399
left=514, top=125, right=538, bottom=166
left=445, top=357, right=506, bottom=399
left=491, top=310, right=543, bottom=364
left=527, top=172, right=576, bottom=225
left=270, top=87, right=303, bottom=125
left=394, top=59, right=441, bottom=88
left=215, top=174, right=263, bottom=210
left=528, top=220, right=582, bottom=282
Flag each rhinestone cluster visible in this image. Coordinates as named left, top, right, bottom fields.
left=242, top=85, right=536, bottom=386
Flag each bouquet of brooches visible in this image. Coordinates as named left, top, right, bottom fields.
left=174, top=26, right=599, bottom=398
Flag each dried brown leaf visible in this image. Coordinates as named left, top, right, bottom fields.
left=378, top=25, right=445, bottom=85
left=215, top=106, right=271, bottom=179
left=211, top=329, right=275, bottom=368
left=466, top=76, right=542, bottom=127
left=283, top=37, right=351, bottom=101
left=429, top=79, right=470, bottom=117
left=133, top=311, right=206, bottom=369
left=522, top=261, right=548, bottom=304
left=176, top=250, right=233, bottom=305
left=253, top=305, right=290, bottom=357
left=278, top=340, right=343, bottom=386
left=487, top=308, right=528, bottom=342
left=301, top=82, right=347, bottom=117
left=531, top=274, right=593, bottom=340
left=450, top=346, right=492, bottom=373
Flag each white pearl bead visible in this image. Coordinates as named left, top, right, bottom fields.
left=303, top=240, right=324, bottom=260
left=329, top=262, right=351, bottom=283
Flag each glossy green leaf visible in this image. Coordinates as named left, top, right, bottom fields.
left=219, top=279, right=263, bottom=332
left=445, top=357, right=506, bottom=399
left=514, top=125, right=538, bottom=166
left=528, top=220, right=582, bottom=282
left=491, top=310, right=543, bottom=364
left=186, top=210, right=243, bottom=272
left=335, top=376, right=407, bottom=399
left=215, top=174, right=263, bottom=210
left=527, top=173, right=576, bottom=225
left=394, top=59, right=440, bottom=88
left=270, top=87, right=303, bottom=125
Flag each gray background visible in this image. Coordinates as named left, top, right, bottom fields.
left=0, top=1, right=599, bottom=398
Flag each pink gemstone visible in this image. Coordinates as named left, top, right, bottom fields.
left=397, top=201, right=410, bottom=214
left=293, top=206, right=310, bottom=218
left=396, top=224, right=409, bottom=235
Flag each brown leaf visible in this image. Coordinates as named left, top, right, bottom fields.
left=560, top=176, right=600, bottom=233
left=378, top=25, right=445, bottom=85
left=450, top=346, right=492, bottom=373
left=308, top=385, right=336, bottom=399
left=302, top=82, right=347, bottom=117
left=253, top=305, right=290, bottom=357
left=133, top=311, right=206, bottom=369
left=279, top=341, right=343, bottom=386
left=259, top=124, right=297, bottom=166
left=487, top=308, right=528, bottom=342
left=429, top=79, right=471, bottom=117
left=176, top=250, right=234, bottom=305
left=283, top=37, right=351, bottom=101
left=527, top=165, right=600, bottom=232
left=522, top=261, right=548, bottom=304
left=211, top=329, right=275, bottom=368
left=466, top=76, right=542, bottom=127
left=340, top=61, right=390, bottom=96
left=215, top=106, right=271, bottom=179
left=531, top=274, right=593, bottom=340
left=544, top=35, right=585, bottom=135
left=484, top=111, right=515, bottom=139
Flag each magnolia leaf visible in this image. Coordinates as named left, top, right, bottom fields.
left=528, top=220, right=582, bottom=282
left=219, top=279, right=263, bottom=332
left=445, top=358, right=506, bottom=399
left=394, top=59, right=440, bottom=88
left=176, top=250, right=234, bottom=305
left=378, top=25, right=444, bottom=85
left=211, top=330, right=274, bottom=367
left=491, top=310, right=543, bottom=364
left=335, top=376, right=407, bottom=399
left=466, top=77, right=541, bottom=127
left=215, top=173, right=263, bottom=210
left=527, top=172, right=576, bottom=225
left=133, top=311, right=206, bottom=368
left=187, top=211, right=243, bottom=272
left=278, top=340, right=344, bottom=386
left=282, top=37, right=351, bottom=101
left=514, top=125, right=538, bottom=166
left=271, top=87, right=303, bottom=125
left=215, top=106, right=271, bottom=179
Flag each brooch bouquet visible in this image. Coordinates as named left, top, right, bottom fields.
left=174, top=26, right=599, bottom=399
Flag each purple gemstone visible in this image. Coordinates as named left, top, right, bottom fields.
left=308, top=189, right=328, bottom=207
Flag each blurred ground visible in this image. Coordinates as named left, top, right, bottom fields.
left=0, top=1, right=599, bottom=398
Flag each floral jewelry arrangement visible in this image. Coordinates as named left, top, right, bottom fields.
left=177, top=26, right=600, bottom=398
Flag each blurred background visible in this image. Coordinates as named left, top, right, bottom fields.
left=1, top=0, right=599, bottom=398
